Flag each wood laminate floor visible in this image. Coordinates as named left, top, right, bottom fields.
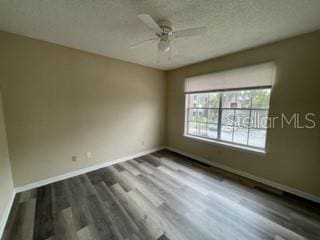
left=2, top=150, right=320, bottom=240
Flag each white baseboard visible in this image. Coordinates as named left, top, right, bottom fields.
left=15, top=146, right=165, bottom=193
left=166, top=146, right=320, bottom=204
left=0, top=190, right=16, bottom=239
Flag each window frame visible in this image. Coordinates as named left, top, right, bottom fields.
left=184, top=86, right=271, bottom=153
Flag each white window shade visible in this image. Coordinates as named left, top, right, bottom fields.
left=184, top=62, right=275, bottom=93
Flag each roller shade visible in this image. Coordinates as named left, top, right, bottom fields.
left=184, top=62, right=275, bottom=93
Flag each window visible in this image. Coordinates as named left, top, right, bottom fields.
left=185, top=88, right=271, bottom=149
left=184, top=62, right=275, bottom=151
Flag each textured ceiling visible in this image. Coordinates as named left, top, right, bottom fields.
left=0, top=0, right=320, bottom=70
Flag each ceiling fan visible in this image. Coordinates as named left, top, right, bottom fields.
left=130, top=14, right=207, bottom=60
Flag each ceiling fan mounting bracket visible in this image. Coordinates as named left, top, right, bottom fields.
left=158, top=20, right=172, bottom=28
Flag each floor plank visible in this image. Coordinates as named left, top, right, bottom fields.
left=2, top=150, right=320, bottom=240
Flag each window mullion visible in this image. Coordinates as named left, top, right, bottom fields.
left=247, top=109, right=252, bottom=145
left=231, top=109, right=236, bottom=142
left=217, top=93, right=223, bottom=139
left=186, top=99, right=190, bottom=134
left=231, top=92, right=238, bottom=142
left=247, top=95, right=253, bottom=145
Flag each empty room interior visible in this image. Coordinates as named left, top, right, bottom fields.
left=1, top=1, right=320, bottom=239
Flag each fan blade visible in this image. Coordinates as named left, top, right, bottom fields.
left=174, top=26, right=207, bottom=38
left=138, top=14, right=162, bottom=33
left=129, top=38, right=158, bottom=48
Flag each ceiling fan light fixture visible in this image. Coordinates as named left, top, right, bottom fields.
left=158, top=39, right=170, bottom=52
left=131, top=13, right=207, bottom=60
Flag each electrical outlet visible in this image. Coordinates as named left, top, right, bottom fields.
left=72, top=155, right=77, bottom=162
left=86, top=152, right=92, bottom=159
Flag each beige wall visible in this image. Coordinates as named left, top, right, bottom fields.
left=0, top=31, right=166, bottom=187
left=0, top=29, right=319, bottom=198
left=167, top=31, right=320, bottom=197
left=0, top=90, right=14, bottom=226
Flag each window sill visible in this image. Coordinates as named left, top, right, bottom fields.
left=183, top=134, right=266, bottom=156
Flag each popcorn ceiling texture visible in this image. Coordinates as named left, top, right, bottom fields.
left=0, top=0, right=320, bottom=70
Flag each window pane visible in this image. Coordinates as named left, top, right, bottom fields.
left=250, top=110, right=268, bottom=129
left=208, top=109, right=219, bottom=123
left=234, top=110, right=250, bottom=128
left=248, top=129, right=266, bottom=148
left=207, top=123, right=218, bottom=139
left=197, top=93, right=209, bottom=107
left=221, top=125, right=233, bottom=142
left=251, top=89, right=271, bottom=109
left=208, top=92, right=220, bottom=108
left=188, top=109, right=197, bottom=122
left=222, top=91, right=237, bottom=108
left=221, top=109, right=235, bottom=126
left=236, top=90, right=251, bottom=108
left=233, top=127, right=249, bottom=145
left=197, top=109, right=208, bottom=122
left=199, top=123, right=207, bottom=137
left=187, top=94, right=198, bottom=108
left=188, top=122, right=197, bottom=135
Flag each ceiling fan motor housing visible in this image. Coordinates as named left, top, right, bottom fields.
left=158, top=20, right=173, bottom=36
left=156, top=20, right=173, bottom=52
